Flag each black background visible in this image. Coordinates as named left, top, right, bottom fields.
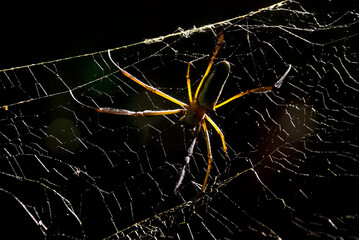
left=1, top=0, right=356, bottom=70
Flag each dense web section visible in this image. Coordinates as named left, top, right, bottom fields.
left=1, top=1, right=359, bottom=239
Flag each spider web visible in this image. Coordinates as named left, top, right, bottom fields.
left=1, top=1, right=359, bottom=239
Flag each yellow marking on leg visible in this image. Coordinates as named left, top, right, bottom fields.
left=194, top=33, right=224, bottom=101
left=214, top=86, right=273, bottom=109
left=201, top=120, right=213, bottom=192
left=97, top=108, right=185, bottom=116
left=108, top=50, right=188, bottom=108
left=205, top=115, right=227, bottom=155
left=186, top=62, right=193, bottom=103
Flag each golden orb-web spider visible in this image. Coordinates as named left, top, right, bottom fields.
left=70, top=33, right=291, bottom=194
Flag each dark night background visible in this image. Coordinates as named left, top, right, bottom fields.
left=1, top=0, right=356, bottom=70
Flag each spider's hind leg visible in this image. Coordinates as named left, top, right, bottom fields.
left=174, top=124, right=202, bottom=193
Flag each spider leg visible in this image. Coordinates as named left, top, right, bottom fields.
left=201, top=120, right=213, bottom=192
left=97, top=108, right=185, bottom=117
left=205, top=115, right=227, bottom=155
left=108, top=50, right=188, bottom=108
left=214, top=64, right=292, bottom=109
left=67, top=84, right=186, bottom=117
left=193, top=33, right=224, bottom=101
left=214, top=86, right=273, bottom=109
left=174, top=124, right=201, bottom=193
left=186, top=62, right=193, bottom=103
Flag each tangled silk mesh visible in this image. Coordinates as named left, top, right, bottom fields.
left=1, top=1, right=359, bottom=239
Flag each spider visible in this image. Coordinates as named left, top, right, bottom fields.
left=70, top=33, right=291, bottom=194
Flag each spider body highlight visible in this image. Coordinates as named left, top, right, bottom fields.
left=197, top=60, right=231, bottom=111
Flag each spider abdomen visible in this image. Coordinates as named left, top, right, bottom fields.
left=197, top=60, right=230, bottom=111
